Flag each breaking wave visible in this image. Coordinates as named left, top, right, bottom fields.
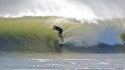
left=0, top=17, right=125, bottom=52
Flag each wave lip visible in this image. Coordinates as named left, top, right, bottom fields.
left=0, top=0, right=96, bottom=20
left=0, top=0, right=125, bottom=19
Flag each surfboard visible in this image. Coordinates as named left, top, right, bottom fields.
left=57, top=37, right=68, bottom=47
left=57, top=37, right=63, bottom=44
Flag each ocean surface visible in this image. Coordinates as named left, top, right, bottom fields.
left=0, top=52, right=125, bottom=70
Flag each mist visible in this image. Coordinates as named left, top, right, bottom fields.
left=0, top=0, right=125, bottom=19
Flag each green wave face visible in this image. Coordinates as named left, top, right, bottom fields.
left=0, top=17, right=59, bottom=52
left=0, top=17, right=78, bottom=52
left=0, top=17, right=125, bottom=53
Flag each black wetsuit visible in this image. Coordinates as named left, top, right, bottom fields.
left=54, top=26, right=63, bottom=34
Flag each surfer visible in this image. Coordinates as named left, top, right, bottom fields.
left=53, top=25, right=63, bottom=42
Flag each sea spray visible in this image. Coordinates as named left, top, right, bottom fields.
left=0, top=0, right=125, bottom=19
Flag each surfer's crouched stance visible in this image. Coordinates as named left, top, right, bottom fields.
left=53, top=25, right=63, bottom=42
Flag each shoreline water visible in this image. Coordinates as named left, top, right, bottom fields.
left=0, top=52, right=125, bottom=70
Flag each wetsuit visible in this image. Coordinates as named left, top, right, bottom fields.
left=54, top=26, right=63, bottom=35
left=53, top=26, right=64, bottom=42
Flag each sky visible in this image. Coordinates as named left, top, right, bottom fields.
left=0, top=0, right=125, bottom=19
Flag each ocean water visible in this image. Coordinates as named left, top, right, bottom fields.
left=0, top=16, right=125, bottom=70
left=0, top=0, right=125, bottom=69
left=0, top=52, right=125, bottom=70
left=0, top=17, right=125, bottom=51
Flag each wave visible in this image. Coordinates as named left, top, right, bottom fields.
left=0, top=16, right=125, bottom=52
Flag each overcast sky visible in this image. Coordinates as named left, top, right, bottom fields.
left=0, top=0, right=125, bottom=19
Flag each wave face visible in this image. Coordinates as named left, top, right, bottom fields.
left=0, top=0, right=125, bottom=19
left=0, top=17, right=125, bottom=52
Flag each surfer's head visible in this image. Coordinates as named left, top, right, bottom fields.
left=53, top=25, right=56, bottom=30
left=53, top=25, right=57, bottom=30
